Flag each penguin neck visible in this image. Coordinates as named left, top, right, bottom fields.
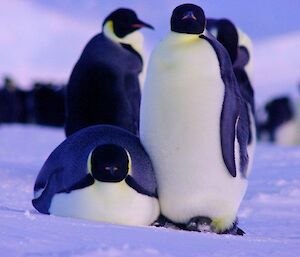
left=167, top=30, right=206, bottom=44
left=103, top=21, right=144, bottom=56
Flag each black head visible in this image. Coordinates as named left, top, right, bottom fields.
left=171, top=4, right=206, bottom=34
left=90, top=144, right=130, bottom=183
left=103, top=8, right=154, bottom=38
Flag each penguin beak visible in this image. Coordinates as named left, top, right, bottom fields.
left=132, top=19, right=154, bottom=30
left=105, top=166, right=118, bottom=175
left=182, top=11, right=197, bottom=21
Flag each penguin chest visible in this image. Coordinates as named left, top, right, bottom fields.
left=49, top=181, right=159, bottom=226
left=141, top=36, right=247, bottom=223
left=142, top=38, right=226, bottom=177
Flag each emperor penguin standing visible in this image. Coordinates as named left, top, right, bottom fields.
left=65, top=8, right=154, bottom=137
left=140, top=4, right=253, bottom=235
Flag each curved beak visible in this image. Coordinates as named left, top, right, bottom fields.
left=132, top=19, right=154, bottom=30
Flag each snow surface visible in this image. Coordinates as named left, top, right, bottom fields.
left=0, top=124, right=300, bottom=257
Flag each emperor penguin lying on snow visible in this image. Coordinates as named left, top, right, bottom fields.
left=32, top=125, right=159, bottom=226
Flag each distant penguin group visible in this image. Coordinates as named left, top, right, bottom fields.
left=33, top=4, right=255, bottom=234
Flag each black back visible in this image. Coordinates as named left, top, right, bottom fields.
left=65, top=33, right=142, bottom=137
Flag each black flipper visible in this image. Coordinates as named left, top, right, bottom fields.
left=237, top=102, right=250, bottom=176
left=32, top=169, right=63, bottom=214
left=33, top=171, right=94, bottom=214
left=125, top=175, right=158, bottom=198
left=234, top=67, right=255, bottom=146
left=200, top=33, right=241, bottom=177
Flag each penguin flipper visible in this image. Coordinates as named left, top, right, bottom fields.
left=236, top=101, right=250, bottom=176
left=200, top=34, right=240, bottom=177
left=125, top=175, right=158, bottom=198
left=33, top=166, right=94, bottom=214
left=32, top=168, right=64, bottom=214
left=220, top=93, right=239, bottom=177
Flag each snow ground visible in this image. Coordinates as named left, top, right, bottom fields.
left=0, top=125, right=299, bottom=257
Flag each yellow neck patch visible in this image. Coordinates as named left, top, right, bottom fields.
left=103, top=21, right=144, bottom=56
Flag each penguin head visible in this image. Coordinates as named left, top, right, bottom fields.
left=171, top=4, right=206, bottom=35
left=88, top=144, right=131, bottom=183
left=103, top=8, right=154, bottom=38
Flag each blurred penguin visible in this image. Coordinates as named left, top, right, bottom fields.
left=32, top=83, right=66, bottom=127
left=257, top=96, right=300, bottom=145
left=65, top=8, right=154, bottom=137
left=0, top=77, right=29, bottom=124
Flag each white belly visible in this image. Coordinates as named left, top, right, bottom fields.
left=140, top=33, right=247, bottom=228
left=49, top=181, right=160, bottom=226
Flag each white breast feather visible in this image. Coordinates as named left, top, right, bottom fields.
left=49, top=181, right=159, bottom=226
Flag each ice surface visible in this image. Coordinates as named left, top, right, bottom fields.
left=0, top=125, right=300, bottom=257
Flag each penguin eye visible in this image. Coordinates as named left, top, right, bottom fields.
left=104, top=166, right=111, bottom=171
left=113, top=167, right=119, bottom=171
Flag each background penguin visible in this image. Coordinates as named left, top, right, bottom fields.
left=31, top=83, right=66, bottom=127
left=0, top=77, right=29, bottom=124
left=207, top=18, right=256, bottom=170
left=65, top=8, right=154, bottom=137
left=32, top=125, right=159, bottom=226
left=140, top=4, right=252, bottom=235
left=257, top=96, right=300, bottom=145
left=207, top=18, right=254, bottom=78
left=206, top=19, right=254, bottom=113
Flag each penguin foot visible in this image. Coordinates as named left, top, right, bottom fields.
left=186, top=216, right=213, bottom=232
left=221, top=220, right=245, bottom=236
left=152, top=215, right=184, bottom=230
left=186, top=217, right=245, bottom=236
left=152, top=215, right=168, bottom=227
